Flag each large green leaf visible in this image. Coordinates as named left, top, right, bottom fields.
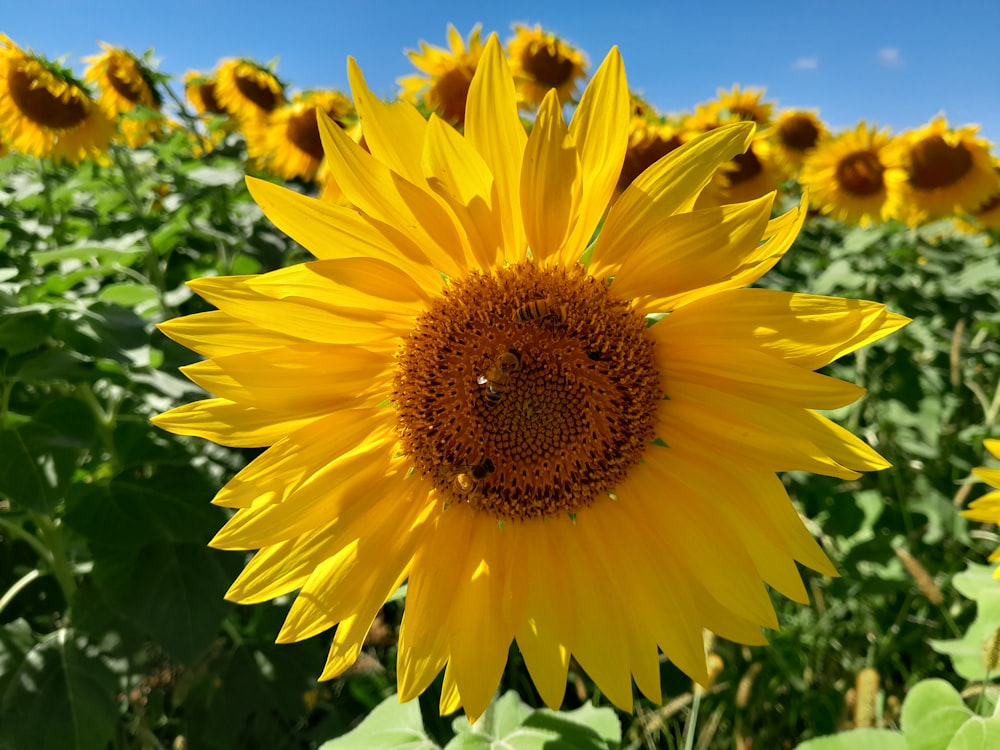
left=794, top=728, right=906, bottom=750
left=947, top=718, right=1000, bottom=750
left=900, top=678, right=973, bottom=750
left=90, top=540, right=233, bottom=662
left=318, top=692, right=439, bottom=749
left=0, top=628, right=119, bottom=750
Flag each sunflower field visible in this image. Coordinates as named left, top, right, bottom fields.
left=3, top=23, right=1000, bottom=750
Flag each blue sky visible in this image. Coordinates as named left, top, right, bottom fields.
left=6, top=0, right=1000, bottom=144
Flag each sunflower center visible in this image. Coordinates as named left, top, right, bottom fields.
left=728, top=149, right=763, bottom=186
left=393, top=263, right=660, bottom=521
left=235, top=72, right=280, bottom=113
left=908, top=134, right=973, bottom=190
left=779, top=115, right=820, bottom=151
left=618, top=132, right=685, bottom=191
left=287, top=107, right=325, bottom=160
left=197, top=82, right=226, bottom=115
left=836, top=151, right=885, bottom=196
left=432, top=66, right=475, bottom=124
left=8, top=67, right=89, bottom=129
left=521, top=44, right=576, bottom=89
left=107, top=61, right=146, bottom=106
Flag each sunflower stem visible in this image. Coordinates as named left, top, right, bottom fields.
left=682, top=685, right=703, bottom=750
left=75, top=382, right=122, bottom=474
left=109, top=144, right=175, bottom=319
left=160, top=80, right=212, bottom=153
left=36, top=158, right=65, bottom=248
left=33, top=513, right=78, bottom=608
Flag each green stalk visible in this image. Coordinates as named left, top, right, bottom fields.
left=33, top=514, right=77, bottom=606
left=109, top=144, right=175, bottom=318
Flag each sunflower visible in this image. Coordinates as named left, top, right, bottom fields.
left=699, top=132, right=785, bottom=208
left=798, top=122, right=907, bottom=226
left=766, top=109, right=829, bottom=177
left=245, top=90, right=356, bottom=183
left=399, top=24, right=485, bottom=126
left=896, top=117, right=999, bottom=225
left=964, top=164, right=1000, bottom=230
left=617, top=117, right=687, bottom=194
left=505, top=24, right=588, bottom=109
left=711, top=85, right=774, bottom=126
left=184, top=70, right=227, bottom=117
left=84, top=43, right=163, bottom=147
left=0, top=35, right=114, bottom=163
left=154, top=36, right=906, bottom=719
left=961, top=440, right=1000, bottom=570
left=214, top=57, right=285, bottom=123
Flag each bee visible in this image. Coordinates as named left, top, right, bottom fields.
left=514, top=297, right=567, bottom=324
left=477, top=350, right=520, bottom=405
left=450, top=458, right=495, bottom=497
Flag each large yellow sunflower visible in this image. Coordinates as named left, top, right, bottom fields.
left=0, top=35, right=114, bottom=163
left=214, top=57, right=285, bottom=123
left=961, top=440, right=1000, bottom=570
left=84, top=43, right=163, bottom=147
left=154, top=36, right=907, bottom=719
left=505, top=23, right=588, bottom=109
left=245, top=90, right=356, bottom=183
left=799, top=122, right=907, bottom=226
left=897, top=117, right=999, bottom=225
left=398, top=24, right=485, bottom=126
left=963, top=163, right=1000, bottom=231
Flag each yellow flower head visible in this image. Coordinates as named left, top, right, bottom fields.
left=765, top=109, right=829, bottom=176
left=184, top=70, right=227, bottom=117
left=155, top=36, right=907, bottom=720
left=963, top=162, right=1000, bottom=231
left=799, top=122, right=908, bottom=227
left=710, top=84, right=775, bottom=126
left=698, top=130, right=785, bottom=208
left=962, top=440, right=1000, bottom=568
left=399, top=24, right=485, bottom=126
left=214, top=57, right=285, bottom=123
left=506, top=23, right=588, bottom=109
left=897, top=116, right=999, bottom=225
left=245, top=89, right=356, bottom=183
left=84, top=43, right=164, bottom=147
left=0, top=35, right=114, bottom=163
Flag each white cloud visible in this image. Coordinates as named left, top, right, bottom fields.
left=791, top=57, right=819, bottom=71
left=878, top=48, right=904, bottom=67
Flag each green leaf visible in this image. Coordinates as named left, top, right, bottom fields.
left=7, top=348, right=93, bottom=383
left=90, top=540, right=233, bottom=662
left=794, top=728, right=906, bottom=750
left=0, top=309, right=51, bottom=355
left=186, top=164, right=244, bottom=187
left=0, top=620, right=37, bottom=699
left=929, top=564, right=1000, bottom=681
left=947, top=718, right=1000, bottom=750
left=0, top=628, right=119, bottom=750
left=96, top=282, right=159, bottom=309
left=448, top=693, right=620, bottom=749
left=317, top=692, right=439, bottom=749
left=0, top=427, right=55, bottom=513
left=900, top=678, right=973, bottom=750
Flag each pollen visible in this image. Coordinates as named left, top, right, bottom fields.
left=393, top=263, right=661, bottom=522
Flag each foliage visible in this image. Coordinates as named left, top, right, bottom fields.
left=2, top=114, right=1000, bottom=750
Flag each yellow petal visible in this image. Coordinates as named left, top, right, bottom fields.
left=151, top=398, right=318, bottom=448
left=347, top=56, right=428, bottom=185
left=465, top=34, right=526, bottom=262
left=422, top=115, right=502, bottom=269
left=158, top=310, right=309, bottom=359
left=520, top=89, right=581, bottom=265
left=317, top=109, right=471, bottom=277
left=180, top=343, right=390, bottom=416
left=245, top=257, right=431, bottom=315
left=187, top=275, right=408, bottom=346
left=592, top=122, right=755, bottom=274
left=564, top=47, right=628, bottom=265
left=246, top=176, right=444, bottom=292
left=213, top=408, right=394, bottom=508
left=659, top=287, right=909, bottom=369
left=610, top=193, right=773, bottom=304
